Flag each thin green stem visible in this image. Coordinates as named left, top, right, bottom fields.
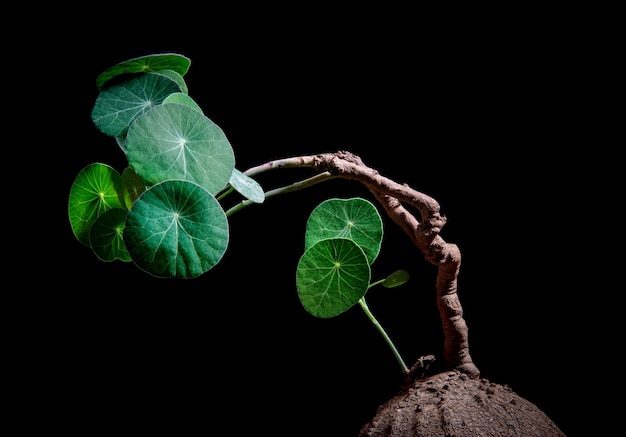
left=225, top=172, right=336, bottom=216
left=216, top=186, right=234, bottom=201
left=358, top=296, right=410, bottom=376
left=368, top=278, right=385, bottom=288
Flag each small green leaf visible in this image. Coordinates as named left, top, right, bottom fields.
left=91, top=72, right=183, bottom=138
left=228, top=169, right=265, bottom=203
left=125, top=103, right=235, bottom=194
left=96, top=53, right=191, bottom=90
left=124, top=180, right=229, bottom=278
left=305, top=197, right=383, bottom=265
left=68, top=163, right=125, bottom=246
left=296, top=238, right=370, bottom=318
left=383, top=269, right=410, bottom=288
left=89, top=208, right=131, bottom=262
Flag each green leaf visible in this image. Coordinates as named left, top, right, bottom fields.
left=228, top=168, right=265, bottom=203
left=383, top=269, right=410, bottom=288
left=89, top=208, right=131, bottom=262
left=151, top=69, right=189, bottom=95
left=296, top=238, right=370, bottom=318
left=124, top=180, right=229, bottom=278
left=304, top=197, right=383, bottom=265
left=163, top=92, right=203, bottom=113
left=91, top=72, right=183, bottom=138
left=68, top=163, right=125, bottom=246
left=96, top=53, right=191, bottom=90
left=122, top=167, right=146, bottom=209
left=125, top=103, right=235, bottom=194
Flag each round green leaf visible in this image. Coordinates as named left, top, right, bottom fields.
left=91, top=72, right=183, bottom=138
left=151, top=70, right=188, bottom=95
left=305, top=197, right=383, bottom=265
left=96, top=53, right=191, bottom=90
left=296, top=238, right=370, bottom=318
left=124, top=180, right=229, bottom=278
left=68, top=163, right=125, bottom=246
left=125, top=103, right=235, bottom=194
left=89, top=208, right=131, bottom=262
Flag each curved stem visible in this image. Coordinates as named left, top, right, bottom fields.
left=216, top=186, right=234, bottom=201
left=358, top=297, right=410, bottom=376
left=239, top=151, right=480, bottom=377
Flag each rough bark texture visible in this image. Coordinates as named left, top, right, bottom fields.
left=359, top=371, right=566, bottom=437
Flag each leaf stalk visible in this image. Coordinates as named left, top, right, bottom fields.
left=358, top=297, right=410, bottom=376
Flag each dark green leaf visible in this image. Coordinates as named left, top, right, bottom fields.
left=383, top=269, right=410, bottom=288
left=305, top=197, right=383, bottom=265
left=122, top=167, right=146, bottom=209
left=124, top=180, right=229, bottom=278
left=89, top=208, right=131, bottom=262
left=296, top=238, right=370, bottom=318
left=96, top=53, right=191, bottom=90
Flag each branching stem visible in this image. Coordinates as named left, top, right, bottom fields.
left=234, top=151, right=480, bottom=378
left=225, top=172, right=335, bottom=216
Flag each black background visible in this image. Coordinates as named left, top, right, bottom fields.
left=21, top=10, right=611, bottom=436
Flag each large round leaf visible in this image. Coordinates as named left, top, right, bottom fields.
left=125, top=103, right=235, bottom=194
left=296, top=238, right=370, bottom=318
left=124, top=180, right=229, bottom=278
left=305, top=197, right=383, bottom=265
left=68, top=163, right=125, bottom=246
left=96, top=53, right=191, bottom=90
left=91, top=72, right=183, bottom=138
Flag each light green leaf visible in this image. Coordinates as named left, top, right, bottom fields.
left=163, top=92, right=203, bottom=113
left=96, top=53, right=191, bottom=90
left=305, top=197, right=383, bottom=265
left=228, top=168, right=265, bottom=203
left=151, top=70, right=188, bottom=95
left=89, top=208, right=131, bottom=262
left=125, top=103, right=235, bottom=194
left=296, top=238, right=370, bottom=318
left=91, top=72, right=183, bottom=138
left=124, top=180, right=229, bottom=278
left=68, top=163, right=125, bottom=246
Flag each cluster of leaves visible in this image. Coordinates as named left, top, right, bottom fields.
left=68, top=53, right=264, bottom=278
left=298, top=198, right=411, bottom=372
left=68, top=54, right=411, bottom=365
left=300, top=197, right=391, bottom=317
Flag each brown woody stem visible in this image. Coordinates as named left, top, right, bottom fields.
left=245, top=151, right=480, bottom=377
